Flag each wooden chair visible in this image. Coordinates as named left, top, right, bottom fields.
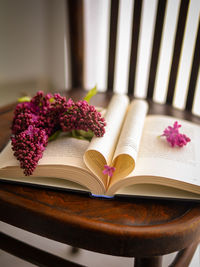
left=1, top=0, right=200, bottom=266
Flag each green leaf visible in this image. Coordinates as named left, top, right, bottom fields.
left=18, top=96, right=31, bottom=103
left=49, top=97, right=55, bottom=103
left=48, top=130, right=62, bottom=142
left=76, top=129, right=94, bottom=139
left=71, top=130, right=85, bottom=140
left=84, top=85, right=97, bottom=103
left=71, top=130, right=78, bottom=138
left=71, top=130, right=94, bottom=141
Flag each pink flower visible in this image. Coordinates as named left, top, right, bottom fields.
left=103, top=165, right=116, bottom=177
left=11, top=91, right=107, bottom=175
left=11, top=126, right=48, bottom=176
left=60, top=100, right=106, bottom=137
left=66, top=98, right=74, bottom=108
left=161, top=121, right=191, bottom=147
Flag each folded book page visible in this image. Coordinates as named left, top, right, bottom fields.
left=84, top=94, right=129, bottom=187
left=110, top=99, right=148, bottom=183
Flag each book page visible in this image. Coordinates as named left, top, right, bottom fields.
left=40, top=136, right=89, bottom=168
left=108, top=115, right=200, bottom=195
left=134, top=115, right=200, bottom=186
left=115, top=184, right=200, bottom=200
left=0, top=137, right=90, bottom=170
left=84, top=94, right=129, bottom=186
left=0, top=137, right=106, bottom=194
left=109, top=99, right=148, bottom=183
left=0, top=142, right=19, bottom=168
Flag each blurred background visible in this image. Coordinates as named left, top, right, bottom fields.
left=0, top=0, right=200, bottom=113
left=0, top=0, right=69, bottom=104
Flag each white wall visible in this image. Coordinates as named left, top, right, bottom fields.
left=46, top=0, right=70, bottom=90
left=0, top=0, right=48, bottom=85
left=0, top=0, right=69, bottom=100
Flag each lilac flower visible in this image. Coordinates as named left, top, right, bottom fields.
left=11, top=90, right=107, bottom=175
left=12, top=102, right=37, bottom=134
left=175, top=133, right=191, bottom=147
left=12, top=91, right=67, bottom=137
left=65, top=98, right=74, bottom=108
left=59, top=100, right=106, bottom=137
left=161, top=121, right=191, bottom=147
left=30, top=91, right=58, bottom=136
left=11, top=126, right=48, bottom=176
left=42, top=93, right=73, bottom=136
left=12, top=108, right=39, bottom=135
left=30, top=91, right=52, bottom=111
left=103, top=165, right=116, bottom=177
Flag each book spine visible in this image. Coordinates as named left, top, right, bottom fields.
left=90, top=193, right=114, bottom=199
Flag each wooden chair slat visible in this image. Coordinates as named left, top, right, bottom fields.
left=0, top=232, right=84, bottom=267
left=166, top=0, right=190, bottom=105
left=185, top=18, right=200, bottom=112
left=168, top=242, right=199, bottom=267
left=134, top=256, right=162, bottom=267
left=107, top=0, right=119, bottom=92
left=67, top=0, right=84, bottom=88
left=128, top=0, right=143, bottom=95
left=147, top=0, right=167, bottom=100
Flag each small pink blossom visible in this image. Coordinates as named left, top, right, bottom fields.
left=103, top=165, right=116, bottom=177
left=66, top=98, right=74, bottom=107
left=161, top=121, right=191, bottom=147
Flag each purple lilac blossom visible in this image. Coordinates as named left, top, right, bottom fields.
left=59, top=100, right=106, bottom=137
left=11, top=91, right=106, bottom=176
left=103, top=165, right=116, bottom=177
left=161, top=121, right=191, bottom=147
left=11, top=125, right=48, bottom=176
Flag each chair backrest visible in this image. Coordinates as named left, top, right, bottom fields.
left=67, top=0, right=200, bottom=114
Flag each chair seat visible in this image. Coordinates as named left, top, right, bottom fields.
left=1, top=181, right=200, bottom=258
left=0, top=90, right=200, bottom=264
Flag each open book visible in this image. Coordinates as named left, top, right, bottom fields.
left=0, top=94, right=200, bottom=201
